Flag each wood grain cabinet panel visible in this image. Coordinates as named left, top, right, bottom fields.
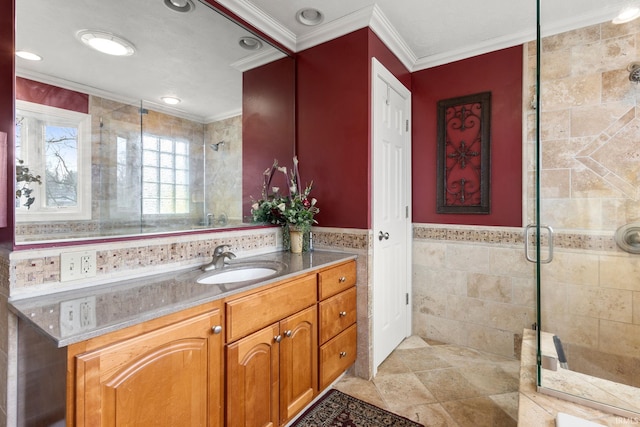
left=71, top=304, right=223, bottom=427
left=226, top=306, right=318, bottom=427
left=226, top=323, right=280, bottom=427
left=318, top=261, right=356, bottom=300
left=318, top=287, right=356, bottom=345
left=225, top=273, right=317, bottom=342
left=319, top=324, right=357, bottom=390
left=279, top=306, right=318, bottom=424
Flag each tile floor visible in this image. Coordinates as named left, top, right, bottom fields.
left=333, top=336, right=520, bottom=427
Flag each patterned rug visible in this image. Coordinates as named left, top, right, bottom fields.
left=291, top=389, right=423, bottom=427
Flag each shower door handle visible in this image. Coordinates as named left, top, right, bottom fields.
left=524, top=224, right=554, bottom=264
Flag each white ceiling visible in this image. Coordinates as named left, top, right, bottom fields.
left=219, top=0, right=633, bottom=70
left=15, top=0, right=634, bottom=121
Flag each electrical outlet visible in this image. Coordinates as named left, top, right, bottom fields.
left=61, top=250, right=97, bottom=281
left=59, top=296, right=96, bottom=337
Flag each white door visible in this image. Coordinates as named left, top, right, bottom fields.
left=372, top=58, right=412, bottom=372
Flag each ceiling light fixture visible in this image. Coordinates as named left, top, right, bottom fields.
left=296, top=8, right=324, bottom=26
left=161, top=96, right=181, bottom=105
left=238, top=37, right=263, bottom=51
left=77, top=30, right=136, bottom=56
left=613, top=6, right=640, bottom=24
left=16, top=50, right=43, bottom=61
left=163, top=0, right=195, bottom=13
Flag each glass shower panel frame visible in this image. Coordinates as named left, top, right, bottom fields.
left=535, top=0, right=640, bottom=417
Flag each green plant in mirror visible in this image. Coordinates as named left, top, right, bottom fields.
left=16, top=159, right=42, bottom=209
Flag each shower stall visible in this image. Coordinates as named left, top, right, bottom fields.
left=533, top=0, right=640, bottom=417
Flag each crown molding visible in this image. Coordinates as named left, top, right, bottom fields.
left=230, top=49, right=287, bottom=72
left=412, top=29, right=535, bottom=70
left=368, top=5, right=416, bottom=72
left=214, top=0, right=297, bottom=52
left=295, top=6, right=374, bottom=52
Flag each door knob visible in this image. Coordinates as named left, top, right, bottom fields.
left=274, top=335, right=282, bottom=343
left=284, top=330, right=292, bottom=337
left=211, top=325, right=222, bottom=334
left=378, top=231, right=389, bottom=241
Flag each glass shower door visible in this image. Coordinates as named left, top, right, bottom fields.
left=535, top=0, right=640, bottom=416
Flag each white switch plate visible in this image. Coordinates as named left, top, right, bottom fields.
left=60, top=250, right=97, bottom=282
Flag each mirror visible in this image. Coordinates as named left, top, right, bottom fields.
left=14, top=0, right=294, bottom=244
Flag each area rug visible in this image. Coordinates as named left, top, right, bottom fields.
left=291, top=389, right=423, bottom=427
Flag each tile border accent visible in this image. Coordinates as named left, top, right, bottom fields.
left=413, top=224, right=619, bottom=252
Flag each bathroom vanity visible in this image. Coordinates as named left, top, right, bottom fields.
left=10, top=250, right=357, bottom=427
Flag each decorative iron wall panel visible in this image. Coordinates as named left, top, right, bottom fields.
left=436, top=92, right=491, bottom=214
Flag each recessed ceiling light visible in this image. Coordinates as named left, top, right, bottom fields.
left=161, top=96, right=181, bottom=105
left=163, top=0, right=195, bottom=13
left=613, top=6, right=640, bottom=24
left=77, top=30, right=136, bottom=56
left=238, top=37, right=263, bottom=51
left=296, top=8, right=324, bottom=26
left=16, top=51, right=42, bottom=61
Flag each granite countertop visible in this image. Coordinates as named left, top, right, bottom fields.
left=9, top=250, right=356, bottom=348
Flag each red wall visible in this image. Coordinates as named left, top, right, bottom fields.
left=242, top=57, right=296, bottom=219
left=0, top=0, right=14, bottom=245
left=16, top=77, right=89, bottom=113
left=412, top=46, right=523, bottom=227
left=296, top=28, right=410, bottom=229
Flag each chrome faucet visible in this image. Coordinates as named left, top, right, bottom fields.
left=202, top=244, right=236, bottom=271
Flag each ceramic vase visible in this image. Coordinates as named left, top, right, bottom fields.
left=289, top=227, right=304, bottom=253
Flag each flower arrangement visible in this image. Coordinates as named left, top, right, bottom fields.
left=251, top=156, right=319, bottom=230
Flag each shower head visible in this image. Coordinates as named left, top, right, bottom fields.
left=210, top=141, right=225, bottom=151
left=628, top=62, right=640, bottom=83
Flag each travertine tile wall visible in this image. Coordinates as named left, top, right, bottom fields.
left=527, top=19, right=640, bottom=384
left=204, top=115, right=243, bottom=224
left=412, top=225, right=536, bottom=359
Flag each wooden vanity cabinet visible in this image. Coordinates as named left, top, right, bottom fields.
left=317, top=261, right=357, bottom=389
left=225, top=273, right=318, bottom=427
left=66, top=301, right=224, bottom=427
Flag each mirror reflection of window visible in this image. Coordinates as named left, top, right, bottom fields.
left=141, top=135, right=190, bottom=215
left=15, top=101, right=91, bottom=221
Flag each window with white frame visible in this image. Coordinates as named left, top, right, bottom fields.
left=141, top=135, right=190, bottom=215
left=15, top=100, right=92, bottom=221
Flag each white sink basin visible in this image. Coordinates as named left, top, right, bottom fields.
left=196, top=261, right=286, bottom=285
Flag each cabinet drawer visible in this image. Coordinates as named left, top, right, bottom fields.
left=319, top=324, right=356, bottom=389
left=226, top=274, right=317, bottom=342
left=318, top=260, right=356, bottom=300
left=318, top=287, right=356, bottom=345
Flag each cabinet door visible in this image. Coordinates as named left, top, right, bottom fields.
left=74, top=308, right=223, bottom=427
left=279, top=306, right=317, bottom=425
left=226, top=323, right=280, bottom=427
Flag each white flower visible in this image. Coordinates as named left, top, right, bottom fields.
left=272, top=186, right=279, bottom=193
left=277, top=203, right=286, bottom=211
left=277, top=166, right=287, bottom=174
left=251, top=202, right=259, bottom=211
left=311, top=198, right=317, bottom=206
